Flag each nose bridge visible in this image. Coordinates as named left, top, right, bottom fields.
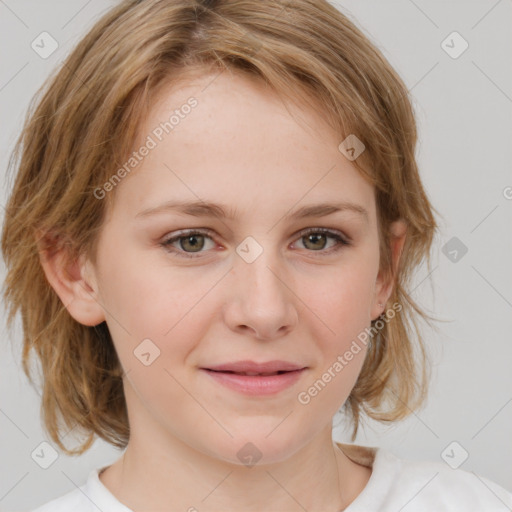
left=236, top=235, right=288, bottom=305
left=225, top=234, right=298, bottom=338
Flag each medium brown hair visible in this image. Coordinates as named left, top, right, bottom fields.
left=1, top=0, right=439, bottom=455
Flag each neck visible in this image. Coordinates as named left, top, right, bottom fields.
left=100, top=428, right=371, bottom=512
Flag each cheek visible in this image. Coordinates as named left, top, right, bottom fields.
left=94, top=247, right=231, bottom=401
left=307, top=253, right=377, bottom=342
left=297, top=252, right=377, bottom=400
left=96, top=235, right=209, bottom=335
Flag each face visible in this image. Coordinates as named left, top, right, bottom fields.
left=78, top=70, right=396, bottom=465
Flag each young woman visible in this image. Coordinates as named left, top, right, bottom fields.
left=2, top=0, right=511, bottom=510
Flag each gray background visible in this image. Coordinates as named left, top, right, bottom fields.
left=1, top=1, right=511, bottom=510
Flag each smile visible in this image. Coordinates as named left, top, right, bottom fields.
left=200, top=368, right=306, bottom=396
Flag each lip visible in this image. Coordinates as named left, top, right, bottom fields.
left=200, top=368, right=306, bottom=396
left=200, top=360, right=308, bottom=396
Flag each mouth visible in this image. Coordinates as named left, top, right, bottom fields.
left=199, top=362, right=307, bottom=396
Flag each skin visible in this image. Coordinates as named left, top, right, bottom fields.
left=39, top=68, right=406, bottom=511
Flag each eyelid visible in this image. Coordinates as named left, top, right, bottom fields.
left=297, top=226, right=351, bottom=244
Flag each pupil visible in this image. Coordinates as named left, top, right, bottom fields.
left=306, top=233, right=325, bottom=250
left=182, top=235, right=204, bottom=252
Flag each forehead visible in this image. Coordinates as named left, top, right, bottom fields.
left=107, top=69, right=376, bottom=223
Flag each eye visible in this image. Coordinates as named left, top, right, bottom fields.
left=160, top=227, right=350, bottom=259
left=293, top=227, right=350, bottom=254
left=161, top=229, right=216, bottom=258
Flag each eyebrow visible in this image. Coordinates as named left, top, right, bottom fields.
left=135, top=200, right=369, bottom=223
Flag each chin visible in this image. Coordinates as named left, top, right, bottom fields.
left=203, top=428, right=307, bottom=467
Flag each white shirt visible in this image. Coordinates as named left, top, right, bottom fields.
left=30, top=443, right=512, bottom=511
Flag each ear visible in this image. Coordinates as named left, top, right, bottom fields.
left=370, top=219, right=407, bottom=321
left=36, top=230, right=106, bottom=326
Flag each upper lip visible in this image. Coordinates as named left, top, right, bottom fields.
left=202, top=360, right=306, bottom=373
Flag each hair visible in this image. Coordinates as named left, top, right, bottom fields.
left=1, top=0, right=440, bottom=456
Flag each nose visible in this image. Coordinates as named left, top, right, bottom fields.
left=222, top=248, right=299, bottom=341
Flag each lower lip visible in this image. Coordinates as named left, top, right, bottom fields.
left=201, top=369, right=306, bottom=396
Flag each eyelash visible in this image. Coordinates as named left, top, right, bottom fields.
left=160, top=227, right=350, bottom=259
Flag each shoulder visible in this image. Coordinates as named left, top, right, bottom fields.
left=338, top=443, right=512, bottom=511
left=30, top=487, right=90, bottom=512
left=389, top=454, right=512, bottom=510
left=29, top=466, right=117, bottom=512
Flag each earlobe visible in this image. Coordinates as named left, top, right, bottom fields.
left=36, top=231, right=105, bottom=326
left=371, top=219, right=407, bottom=320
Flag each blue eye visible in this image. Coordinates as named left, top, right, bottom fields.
left=160, top=228, right=350, bottom=259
